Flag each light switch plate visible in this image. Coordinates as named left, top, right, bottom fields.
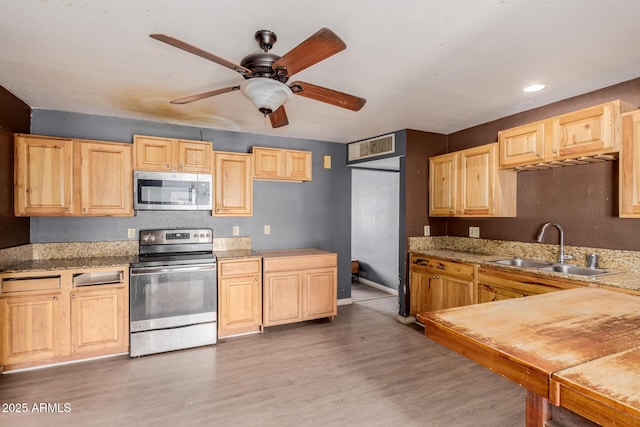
left=469, top=226, right=480, bottom=238
left=232, top=226, right=239, bottom=236
left=423, top=225, right=430, bottom=236
left=127, top=228, right=136, bottom=239
left=323, top=155, right=331, bottom=169
left=264, top=225, right=271, bottom=235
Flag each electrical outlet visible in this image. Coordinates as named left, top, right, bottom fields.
left=127, top=228, right=136, bottom=239
left=423, top=225, right=430, bottom=236
left=232, top=226, right=239, bottom=236
left=264, top=225, right=271, bottom=235
left=469, top=226, right=480, bottom=238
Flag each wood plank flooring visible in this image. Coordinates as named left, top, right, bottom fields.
left=0, top=294, right=594, bottom=426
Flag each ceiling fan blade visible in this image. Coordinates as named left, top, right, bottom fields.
left=170, top=86, right=240, bottom=104
left=289, top=81, right=366, bottom=111
left=273, top=28, right=346, bottom=77
left=150, top=34, right=252, bottom=77
left=269, top=106, right=289, bottom=128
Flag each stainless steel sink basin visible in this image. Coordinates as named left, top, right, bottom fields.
left=491, top=258, right=552, bottom=268
left=536, top=264, right=616, bottom=277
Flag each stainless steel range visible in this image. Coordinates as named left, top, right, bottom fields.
left=129, top=228, right=217, bottom=357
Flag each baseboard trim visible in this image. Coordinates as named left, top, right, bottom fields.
left=338, top=298, right=353, bottom=306
left=356, top=277, right=398, bottom=296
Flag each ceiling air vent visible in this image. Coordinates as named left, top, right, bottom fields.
left=348, top=134, right=395, bottom=161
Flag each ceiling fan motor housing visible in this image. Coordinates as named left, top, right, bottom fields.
left=240, top=52, right=286, bottom=81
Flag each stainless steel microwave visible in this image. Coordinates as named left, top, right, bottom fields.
left=133, top=171, right=212, bottom=211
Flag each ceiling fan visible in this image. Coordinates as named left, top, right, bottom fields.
left=150, top=28, right=367, bottom=128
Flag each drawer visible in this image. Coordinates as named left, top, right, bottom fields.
left=2, top=276, right=61, bottom=293
left=410, top=255, right=474, bottom=280
left=263, top=254, right=337, bottom=272
left=219, top=259, right=261, bottom=277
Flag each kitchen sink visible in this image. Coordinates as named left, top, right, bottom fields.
left=491, top=258, right=552, bottom=268
left=536, top=264, right=616, bottom=277
left=490, top=258, right=617, bottom=277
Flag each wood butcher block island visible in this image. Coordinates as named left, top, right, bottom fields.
left=416, top=287, right=640, bottom=426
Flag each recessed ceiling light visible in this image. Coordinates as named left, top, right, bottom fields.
left=523, top=83, right=546, bottom=93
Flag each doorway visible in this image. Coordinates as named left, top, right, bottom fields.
left=350, top=161, right=400, bottom=302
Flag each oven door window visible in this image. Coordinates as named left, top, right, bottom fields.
left=130, top=266, right=216, bottom=330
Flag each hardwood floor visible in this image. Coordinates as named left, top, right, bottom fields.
left=0, top=297, right=593, bottom=426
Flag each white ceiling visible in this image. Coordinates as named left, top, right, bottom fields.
left=3, top=0, right=640, bottom=144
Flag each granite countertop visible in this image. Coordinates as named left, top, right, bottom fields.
left=0, top=256, right=137, bottom=274
left=214, top=249, right=261, bottom=261
left=410, top=249, right=640, bottom=293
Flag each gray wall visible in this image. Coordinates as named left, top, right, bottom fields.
left=30, top=110, right=353, bottom=299
left=351, top=168, right=399, bottom=290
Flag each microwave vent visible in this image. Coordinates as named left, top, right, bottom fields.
left=348, top=134, right=395, bottom=161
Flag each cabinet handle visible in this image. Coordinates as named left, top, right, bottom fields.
left=255, top=277, right=258, bottom=282
left=166, top=164, right=171, bottom=169
left=553, top=149, right=557, bottom=154
left=71, top=294, right=76, bottom=300
left=536, top=153, right=540, bottom=157
left=459, top=209, right=463, bottom=213
left=179, top=164, right=184, bottom=170
left=64, top=207, right=69, bottom=212
left=53, top=295, right=59, bottom=300
left=82, top=208, right=87, bottom=213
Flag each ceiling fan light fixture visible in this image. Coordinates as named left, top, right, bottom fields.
left=240, top=78, right=292, bottom=114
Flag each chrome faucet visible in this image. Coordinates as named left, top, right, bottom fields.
left=536, top=222, right=573, bottom=264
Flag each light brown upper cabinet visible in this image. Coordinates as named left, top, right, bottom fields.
left=76, top=140, right=133, bottom=216
left=252, top=146, right=312, bottom=181
left=498, top=100, right=636, bottom=169
left=213, top=151, right=253, bottom=216
left=15, top=134, right=133, bottom=217
left=134, top=135, right=212, bottom=173
left=429, top=143, right=517, bottom=217
left=15, top=134, right=74, bottom=216
left=620, top=110, right=640, bottom=217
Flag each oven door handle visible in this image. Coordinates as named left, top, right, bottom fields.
left=130, top=265, right=216, bottom=275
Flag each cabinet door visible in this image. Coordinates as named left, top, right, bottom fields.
left=286, top=150, right=312, bottom=181
left=1, top=293, right=63, bottom=366
left=429, top=153, right=457, bottom=216
left=253, top=147, right=285, bottom=179
left=410, top=269, right=431, bottom=317
left=477, top=283, right=525, bottom=304
left=77, top=141, right=133, bottom=216
left=263, top=271, right=303, bottom=326
left=428, top=275, right=474, bottom=311
left=134, top=135, right=173, bottom=171
left=219, top=273, right=262, bottom=337
left=621, top=111, right=640, bottom=217
left=214, top=152, right=253, bottom=216
left=498, top=121, right=546, bottom=168
left=14, top=134, right=74, bottom=216
left=70, top=286, right=127, bottom=355
left=458, top=144, right=493, bottom=216
left=442, top=276, right=475, bottom=309
left=303, top=267, right=336, bottom=320
left=549, top=101, right=618, bottom=159
left=176, top=140, right=212, bottom=173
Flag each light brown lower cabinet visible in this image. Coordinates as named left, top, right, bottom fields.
left=476, top=266, right=582, bottom=303
left=261, top=250, right=337, bottom=327
left=0, top=267, right=129, bottom=371
left=217, top=258, right=262, bottom=338
left=409, top=254, right=475, bottom=317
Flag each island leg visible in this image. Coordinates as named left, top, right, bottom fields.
left=526, top=390, right=552, bottom=427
